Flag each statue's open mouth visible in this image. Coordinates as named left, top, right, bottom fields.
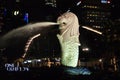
left=57, top=20, right=67, bottom=29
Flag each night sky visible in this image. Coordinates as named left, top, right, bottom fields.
left=112, top=0, right=120, bottom=19
left=4, top=0, right=120, bottom=20
left=27, top=0, right=120, bottom=20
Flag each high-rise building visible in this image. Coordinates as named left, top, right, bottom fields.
left=78, top=0, right=111, bottom=32
left=76, top=0, right=120, bottom=71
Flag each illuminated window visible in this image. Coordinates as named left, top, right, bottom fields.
left=90, top=20, right=94, bottom=22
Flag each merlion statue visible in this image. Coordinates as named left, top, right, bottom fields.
left=57, top=12, right=80, bottom=67
left=57, top=12, right=91, bottom=75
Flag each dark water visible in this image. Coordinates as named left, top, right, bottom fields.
left=1, top=66, right=120, bottom=80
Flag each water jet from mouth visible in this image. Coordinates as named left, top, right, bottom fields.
left=0, top=22, right=59, bottom=48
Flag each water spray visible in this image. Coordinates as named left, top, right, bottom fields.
left=0, top=22, right=59, bottom=48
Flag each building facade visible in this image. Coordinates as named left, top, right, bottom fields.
left=79, top=0, right=111, bottom=32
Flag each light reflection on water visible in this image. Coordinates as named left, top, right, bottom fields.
left=1, top=66, right=119, bottom=80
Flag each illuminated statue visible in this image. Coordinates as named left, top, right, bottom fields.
left=57, top=12, right=91, bottom=75
left=57, top=12, right=80, bottom=67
